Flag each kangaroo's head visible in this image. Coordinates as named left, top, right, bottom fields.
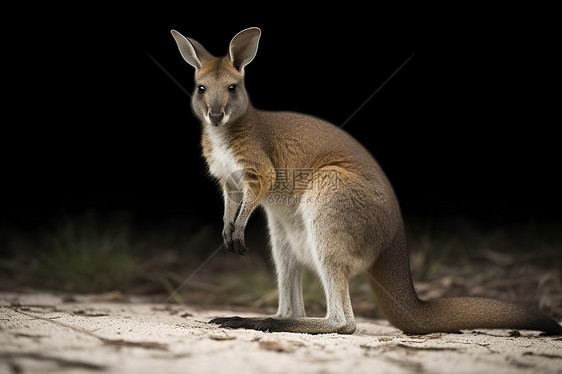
left=171, top=27, right=261, bottom=127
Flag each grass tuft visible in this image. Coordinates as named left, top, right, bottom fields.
left=34, top=211, right=141, bottom=292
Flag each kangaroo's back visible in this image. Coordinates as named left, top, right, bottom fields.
left=232, top=109, right=386, bottom=174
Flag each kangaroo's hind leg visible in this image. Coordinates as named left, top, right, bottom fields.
left=210, top=212, right=306, bottom=326
left=269, top=214, right=306, bottom=318
left=211, top=202, right=357, bottom=334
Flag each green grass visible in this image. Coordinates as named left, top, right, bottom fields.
left=34, top=211, right=142, bottom=292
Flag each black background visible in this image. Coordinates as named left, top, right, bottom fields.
left=3, top=5, right=560, bottom=229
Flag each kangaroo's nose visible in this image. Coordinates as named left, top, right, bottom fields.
left=209, top=112, right=224, bottom=125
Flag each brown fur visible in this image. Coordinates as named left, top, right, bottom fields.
left=171, top=28, right=562, bottom=335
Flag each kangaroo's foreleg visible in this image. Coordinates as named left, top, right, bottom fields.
left=221, top=169, right=267, bottom=255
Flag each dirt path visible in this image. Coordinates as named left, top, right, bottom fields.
left=1, top=292, right=561, bottom=374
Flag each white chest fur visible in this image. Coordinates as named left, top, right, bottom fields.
left=205, top=126, right=243, bottom=182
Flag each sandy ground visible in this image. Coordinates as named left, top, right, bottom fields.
left=1, top=292, right=561, bottom=374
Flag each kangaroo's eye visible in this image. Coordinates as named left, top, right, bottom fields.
left=228, top=84, right=237, bottom=93
left=197, top=85, right=206, bottom=94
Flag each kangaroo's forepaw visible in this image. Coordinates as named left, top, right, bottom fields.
left=222, top=224, right=249, bottom=255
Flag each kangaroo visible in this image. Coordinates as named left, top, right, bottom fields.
left=170, top=27, right=562, bottom=335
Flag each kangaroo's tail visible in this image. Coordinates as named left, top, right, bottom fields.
left=367, top=232, right=562, bottom=335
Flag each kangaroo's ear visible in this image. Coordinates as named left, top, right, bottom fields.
left=229, top=27, right=261, bottom=72
left=171, top=29, right=213, bottom=70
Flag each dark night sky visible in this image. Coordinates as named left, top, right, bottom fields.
left=3, top=6, right=560, bottom=228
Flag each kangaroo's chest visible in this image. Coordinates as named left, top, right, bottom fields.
left=203, top=127, right=243, bottom=183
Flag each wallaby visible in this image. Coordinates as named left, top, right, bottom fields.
left=170, top=27, right=562, bottom=335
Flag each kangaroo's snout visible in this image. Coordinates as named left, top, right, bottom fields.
left=209, top=112, right=225, bottom=126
